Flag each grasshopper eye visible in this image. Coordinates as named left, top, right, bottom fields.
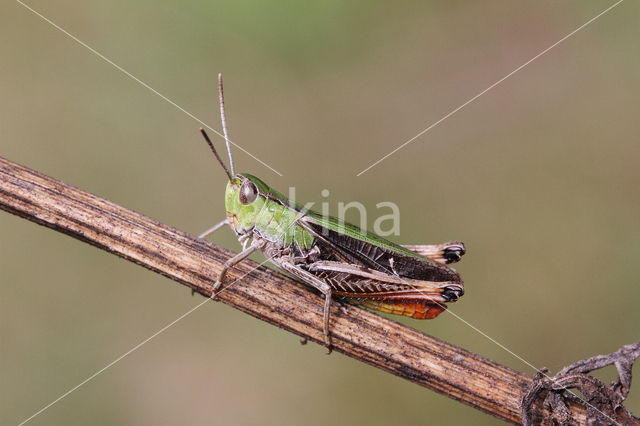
left=239, top=181, right=258, bottom=205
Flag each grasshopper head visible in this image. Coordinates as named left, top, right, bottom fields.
left=224, top=174, right=271, bottom=235
left=201, top=75, right=297, bottom=237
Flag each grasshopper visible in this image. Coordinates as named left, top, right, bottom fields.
left=200, top=74, right=465, bottom=351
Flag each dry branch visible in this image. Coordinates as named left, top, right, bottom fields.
left=0, top=156, right=595, bottom=424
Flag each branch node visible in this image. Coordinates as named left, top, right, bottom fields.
left=521, top=341, right=640, bottom=426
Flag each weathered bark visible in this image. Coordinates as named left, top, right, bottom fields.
left=0, top=156, right=595, bottom=424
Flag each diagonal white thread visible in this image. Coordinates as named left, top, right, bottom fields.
left=15, top=208, right=313, bottom=425
left=356, top=0, right=625, bottom=176
left=443, top=306, right=540, bottom=372
left=388, top=278, right=621, bottom=424
left=14, top=0, right=627, bottom=422
left=16, top=298, right=210, bottom=426
left=15, top=253, right=275, bottom=426
left=440, top=304, right=621, bottom=425
left=15, top=0, right=283, bottom=177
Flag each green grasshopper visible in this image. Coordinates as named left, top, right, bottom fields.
left=200, top=75, right=465, bottom=351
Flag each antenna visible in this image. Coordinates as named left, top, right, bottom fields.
left=218, top=73, right=236, bottom=178
left=200, top=128, right=233, bottom=182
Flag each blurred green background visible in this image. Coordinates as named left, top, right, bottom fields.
left=2, top=1, right=639, bottom=424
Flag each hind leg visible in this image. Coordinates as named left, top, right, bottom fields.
left=278, top=261, right=334, bottom=353
left=402, top=242, right=466, bottom=264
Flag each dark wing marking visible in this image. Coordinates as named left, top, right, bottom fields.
left=241, top=175, right=462, bottom=284
left=302, top=220, right=461, bottom=283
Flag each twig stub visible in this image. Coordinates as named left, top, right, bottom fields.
left=0, top=155, right=600, bottom=424
left=521, top=342, right=640, bottom=425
